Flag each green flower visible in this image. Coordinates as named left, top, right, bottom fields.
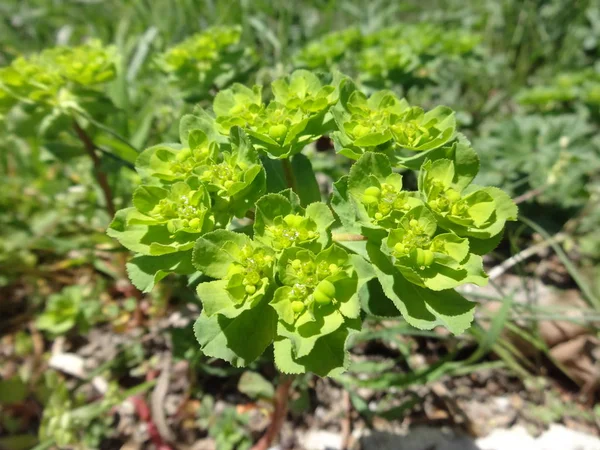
left=192, top=230, right=278, bottom=368
left=156, top=26, right=255, bottom=97
left=384, top=206, right=487, bottom=290
left=214, top=83, right=264, bottom=133
left=419, top=158, right=518, bottom=244
left=43, top=40, right=117, bottom=86
left=389, top=105, right=456, bottom=151
left=132, top=180, right=213, bottom=234
left=271, top=70, right=338, bottom=114
left=254, top=190, right=334, bottom=252
left=194, top=230, right=276, bottom=317
left=214, top=71, right=337, bottom=158
left=346, top=152, right=422, bottom=230
left=136, top=129, right=218, bottom=183
left=108, top=178, right=213, bottom=256
left=294, top=28, right=361, bottom=69
left=270, top=245, right=362, bottom=376
left=194, top=128, right=266, bottom=219
left=0, top=41, right=116, bottom=106
left=357, top=44, right=419, bottom=81
left=0, top=56, right=63, bottom=104
left=158, top=26, right=242, bottom=73
left=331, top=79, right=414, bottom=159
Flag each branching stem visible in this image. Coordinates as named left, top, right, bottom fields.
left=72, top=120, right=116, bottom=218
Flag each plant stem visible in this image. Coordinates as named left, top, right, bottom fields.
left=250, top=375, right=294, bottom=450
left=332, top=233, right=366, bottom=242
left=72, top=119, right=116, bottom=218
left=281, top=158, right=297, bottom=193
left=245, top=209, right=256, bottom=221
left=73, top=119, right=143, bottom=323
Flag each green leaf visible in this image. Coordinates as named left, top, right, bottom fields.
left=132, top=185, right=167, bottom=213
left=348, top=153, right=393, bottom=195
left=270, top=286, right=296, bottom=324
left=360, top=279, right=401, bottom=318
left=367, top=242, right=475, bottom=334
left=192, top=230, right=251, bottom=278
left=290, top=153, right=321, bottom=205
left=179, top=112, right=220, bottom=146
left=237, top=371, right=275, bottom=400
left=196, top=280, right=235, bottom=317
left=126, top=251, right=195, bottom=292
left=330, top=176, right=361, bottom=234
left=431, top=135, right=479, bottom=189
left=274, top=326, right=353, bottom=377
left=193, top=297, right=276, bottom=367
left=277, top=304, right=345, bottom=358
left=108, top=208, right=194, bottom=255
left=260, top=155, right=288, bottom=193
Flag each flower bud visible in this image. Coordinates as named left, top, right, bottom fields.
left=269, top=124, right=288, bottom=140
left=364, top=186, right=381, bottom=198
left=415, top=248, right=434, bottom=267
left=291, top=300, right=305, bottom=313
left=409, top=219, right=419, bottom=228
left=283, top=214, right=303, bottom=228
left=245, top=285, right=256, bottom=295
left=363, top=194, right=379, bottom=205
left=352, top=124, right=370, bottom=138
left=445, top=189, right=461, bottom=202
left=313, top=279, right=336, bottom=305
left=188, top=217, right=200, bottom=229
left=176, top=148, right=191, bottom=161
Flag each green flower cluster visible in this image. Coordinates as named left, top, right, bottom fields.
left=109, top=71, right=517, bottom=377
left=192, top=190, right=364, bottom=376
left=518, top=69, right=600, bottom=110
left=156, top=25, right=257, bottom=98
left=108, top=123, right=266, bottom=290
left=334, top=140, right=517, bottom=292
left=294, top=28, right=362, bottom=69
left=293, top=23, right=480, bottom=86
left=0, top=40, right=116, bottom=108
left=209, top=70, right=338, bottom=158
left=332, top=79, right=456, bottom=162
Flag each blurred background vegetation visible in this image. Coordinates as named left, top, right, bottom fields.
left=1, top=0, right=599, bottom=449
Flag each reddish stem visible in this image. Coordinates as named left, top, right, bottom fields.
left=130, top=395, right=173, bottom=450
left=251, top=376, right=294, bottom=450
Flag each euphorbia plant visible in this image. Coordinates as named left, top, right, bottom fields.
left=108, top=70, right=517, bottom=377
left=156, top=25, right=258, bottom=100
